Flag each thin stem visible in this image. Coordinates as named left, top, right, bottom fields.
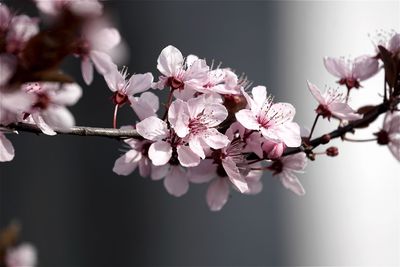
left=162, top=88, right=174, bottom=121
left=113, top=104, right=119, bottom=129
left=308, top=114, right=320, bottom=139
left=343, top=136, right=377, bottom=142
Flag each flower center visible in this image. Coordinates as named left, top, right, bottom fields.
left=112, top=91, right=129, bottom=106
left=267, top=160, right=283, bottom=175
left=167, top=77, right=184, bottom=90
left=315, top=104, right=332, bottom=119
left=375, top=130, right=390, bottom=145
left=33, top=93, right=51, bottom=110
left=339, top=78, right=360, bottom=90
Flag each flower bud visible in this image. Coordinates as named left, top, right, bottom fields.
left=326, top=146, right=339, bottom=157
left=321, top=134, right=331, bottom=144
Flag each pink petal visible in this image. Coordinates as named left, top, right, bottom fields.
left=112, top=150, right=141, bottom=175
left=329, top=102, right=362, bottom=121
left=168, top=99, right=190, bottom=138
left=281, top=153, right=307, bottom=172
left=51, top=83, right=82, bottom=106
left=201, top=128, right=230, bottom=150
left=251, top=86, right=267, bottom=110
left=81, top=57, right=93, bottom=85
left=41, top=106, right=75, bottom=131
left=206, top=178, right=230, bottom=211
left=189, top=136, right=206, bottom=159
left=241, top=88, right=257, bottom=113
left=90, top=27, right=121, bottom=52
left=138, top=157, right=151, bottom=177
left=130, top=92, right=159, bottom=120
left=279, top=171, right=306, bottom=196
left=136, top=116, right=169, bottom=141
left=148, top=141, right=172, bottom=166
left=353, top=55, right=379, bottom=81
left=31, top=113, right=56, bottom=136
left=323, top=57, right=348, bottom=78
left=187, top=95, right=206, bottom=118
left=177, top=145, right=200, bottom=167
left=187, top=160, right=217, bottom=183
left=266, top=102, right=296, bottom=125
left=202, top=103, right=228, bottom=127
left=164, top=166, right=189, bottom=197
left=388, top=138, right=400, bottom=162
left=184, top=58, right=209, bottom=84
left=274, top=122, right=301, bottom=148
left=307, top=81, right=326, bottom=105
left=90, top=51, right=115, bottom=75
left=388, top=33, right=400, bottom=53
left=0, top=133, right=15, bottom=162
left=69, top=0, right=103, bottom=17
left=222, top=157, right=249, bottom=193
left=235, top=109, right=259, bottom=130
left=127, top=72, right=154, bottom=95
left=157, top=45, right=184, bottom=77
left=151, top=164, right=169, bottom=181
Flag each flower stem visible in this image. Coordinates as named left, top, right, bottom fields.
left=113, top=104, right=119, bottom=129
left=308, top=114, right=320, bottom=139
left=162, top=88, right=174, bottom=121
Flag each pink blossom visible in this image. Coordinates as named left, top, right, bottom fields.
left=235, top=86, right=301, bottom=147
left=130, top=92, right=159, bottom=121
left=375, top=112, right=400, bottom=161
left=23, top=82, right=82, bottom=135
left=77, top=25, right=121, bottom=85
left=188, top=160, right=263, bottom=211
left=0, top=3, right=11, bottom=33
left=307, top=81, right=362, bottom=121
left=196, top=68, right=243, bottom=95
left=34, top=0, right=103, bottom=17
left=268, top=153, right=307, bottom=196
left=5, top=243, right=37, bottom=267
left=154, top=45, right=209, bottom=99
left=113, top=137, right=152, bottom=177
left=6, top=15, right=39, bottom=54
left=168, top=95, right=230, bottom=160
left=0, top=133, right=14, bottom=162
left=0, top=89, right=36, bottom=125
left=136, top=116, right=200, bottom=167
left=324, top=55, right=379, bottom=90
left=151, top=164, right=189, bottom=197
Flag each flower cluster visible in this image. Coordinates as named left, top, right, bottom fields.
left=0, top=1, right=399, bottom=212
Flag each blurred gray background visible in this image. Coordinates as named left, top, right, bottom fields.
left=1, top=1, right=399, bottom=266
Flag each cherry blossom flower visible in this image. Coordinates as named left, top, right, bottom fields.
left=168, top=95, right=230, bottom=160
left=23, top=82, right=82, bottom=135
left=151, top=164, right=189, bottom=197
left=323, top=55, right=379, bottom=90
left=188, top=160, right=263, bottom=211
left=307, top=81, right=362, bottom=121
left=267, top=153, right=307, bottom=196
left=6, top=15, right=39, bottom=55
left=113, top=136, right=152, bottom=177
left=75, top=24, right=121, bottom=85
left=196, top=68, right=243, bottom=96
left=0, top=133, right=14, bottom=162
left=103, top=63, right=153, bottom=127
left=34, top=0, right=103, bottom=17
left=5, top=243, right=37, bottom=267
left=154, top=45, right=209, bottom=100
left=136, top=116, right=200, bottom=167
left=235, top=85, right=301, bottom=147
left=375, top=111, right=400, bottom=161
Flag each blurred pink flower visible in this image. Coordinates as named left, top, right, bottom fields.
left=5, top=243, right=37, bottom=267
left=307, top=81, right=362, bottom=121
left=0, top=133, right=14, bottom=162
left=151, top=164, right=189, bottom=197
left=376, top=111, right=400, bottom=161
left=34, top=0, right=103, bottom=17
left=6, top=15, right=39, bottom=54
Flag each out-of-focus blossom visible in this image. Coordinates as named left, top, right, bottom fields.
left=307, top=81, right=362, bottom=121
left=373, top=30, right=400, bottom=55
left=0, top=133, right=14, bottom=162
left=0, top=89, right=36, bottom=125
left=323, top=55, right=379, bottom=90
left=375, top=111, right=400, bottom=161
left=5, top=243, right=37, bottom=267
left=23, top=82, right=82, bottom=135
left=0, top=53, right=17, bottom=86
left=268, top=153, right=307, bottom=196
left=0, top=3, right=11, bottom=33
left=151, top=163, right=189, bottom=197
left=6, top=15, right=39, bottom=54
left=235, top=85, right=301, bottom=147
left=34, top=0, right=103, bottom=17
left=154, top=45, right=209, bottom=100
left=168, top=95, right=230, bottom=160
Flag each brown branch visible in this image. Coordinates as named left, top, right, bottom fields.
left=5, top=123, right=141, bottom=139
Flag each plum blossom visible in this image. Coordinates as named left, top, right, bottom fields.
left=5, top=243, right=37, bottom=267
left=34, top=0, right=103, bottom=17
left=375, top=111, right=400, bottom=161
left=113, top=136, right=152, bottom=177
left=154, top=45, right=209, bottom=100
left=168, top=95, right=230, bottom=160
left=307, top=81, right=362, bottom=121
left=23, top=82, right=82, bottom=135
left=235, top=86, right=301, bottom=147
left=76, top=24, right=122, bottom=85
left=6, top=15, right=39, bottom=55
left=324, top=55, right=379, bottom=90
left=136, top=116, right=200, bottom=167
left=189, top=160, right=263, bottom=211
left=267, top=153, right=307, bottom=196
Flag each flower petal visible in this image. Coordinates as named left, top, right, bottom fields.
left=353, top=55, right=379, bottom=81
left=130, top=92, right=159, bottom=120
left=307, top=81, right=326, bottom=105
left=31, top=113, right=56, bottom=136
left=136, top=116, right=169, bottom=141
left=41, top=106, right=75, bottom=131
left=206, top=178, right=230, bottom=211
left=148, top=141, right=172, bottom=166
left=0, top=133, right=15, bottom=162
left=222, top=157, right=248, bottom=193
left=201, top=128, right=230, bottom=150
left=168, top=99, right=190, bottom=138
left=251, top=86, right=267, bottom=110
left=51, top=83, right=82, bottom=106
left=187, top=160, right=216, bottom=183
left=177, top=145, right=200, bottom=167
left=323, top=57, right=348, bottom=78
left=164, top=166, right=189, bottom=197
left=157, top=45, right=184, bottom=77
left=279, top=171, right=306, bottom=196
left=90, top=50, right=115, bottom=75
left=81, top=57, right=93, bottom=85
left=112, top=150, right=141, bottom=176
left=329, top=102, right=362, bottom=121
left=151, top=164, right=169, bottom=180
left=127, top=72, right=154, bottom=95
left=235, top=109, right=259, bottom=130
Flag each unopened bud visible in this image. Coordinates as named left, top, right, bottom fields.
left=326, top=146, right=339, bottom=157
left=321, top=134, right=331, bottom=144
